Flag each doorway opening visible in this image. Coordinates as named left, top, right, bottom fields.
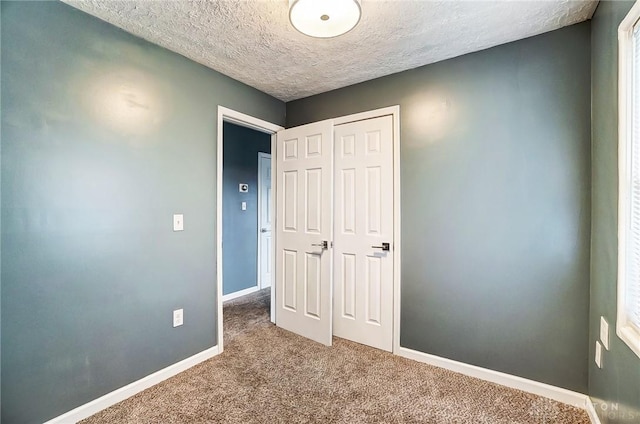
left=216, top=107, right=283, bottom=353
left=220, top=122, right=270, bottom=301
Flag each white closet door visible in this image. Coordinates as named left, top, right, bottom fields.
left=333, top=115, right=394, bottom=352
left=275, top=120, right=333, bottom=346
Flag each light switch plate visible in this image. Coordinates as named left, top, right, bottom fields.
left=595, top=341, right=603, bottom=368
left=173, top=214, right=184, bottom=231
left=600, top=316, right=610, bottom=350
left=173, top=309, right=183, bottom=327
left=241, top=201, right=247, bottom=211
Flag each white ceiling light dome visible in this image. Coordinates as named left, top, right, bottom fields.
left=289, top=0, right=362, bottom=38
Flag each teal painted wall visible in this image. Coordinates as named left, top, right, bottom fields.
left=5, top=0, right=639, bottom=422
left=222, top=122, right=271, bottom=296
left=589, top=1, right=640, bottom=423
left=0, top=2, right=284, bottom=423
left=287, top=23, right=592, bottom=393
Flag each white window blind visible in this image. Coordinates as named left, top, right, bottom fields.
left=618, top=1, right=640, bottom=359
left=627, top=23, right=640, bottom=332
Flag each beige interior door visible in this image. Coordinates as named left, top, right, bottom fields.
left=275, top=120, right=333, bottom=346
left=333, top=115, right=394, bottom=352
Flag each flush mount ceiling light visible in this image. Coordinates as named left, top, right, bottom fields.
left=289, top=0, right=362, bottom=38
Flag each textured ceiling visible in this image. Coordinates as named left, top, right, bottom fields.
left=63, top=0, right=598, bottom=102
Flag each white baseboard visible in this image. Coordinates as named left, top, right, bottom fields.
left=43, top=343, right=597, bottom=423
left=222, top=285, right=259, bottom=302
left=44, top=346, right=220, bottom=424
left=586, top=397, right=603, bottom=424
left=397, top=347, right=590, bottom=412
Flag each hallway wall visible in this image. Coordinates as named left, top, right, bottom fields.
left=222, top=122, right=271, bottom=296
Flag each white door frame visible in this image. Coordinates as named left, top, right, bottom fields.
left=332, top=105, right=401, bottom=354
left=216, top=106, right=283, bottom=353
left=216, top=105, right=400, bottom=354
left=257, top=151, right=272, bottom=290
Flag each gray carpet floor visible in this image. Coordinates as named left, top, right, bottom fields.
left=82, top=289, right=590, bottom=423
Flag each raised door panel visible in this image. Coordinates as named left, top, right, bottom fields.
left=333, top=115, right=394, bottom=352
left=275, top=121, right=333, bottom=346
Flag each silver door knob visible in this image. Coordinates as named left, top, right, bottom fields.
left=372, top=242, right=390, bottom=251
left=311, top=240, right=328, bottom=249
left=261, top=228, right=268, bottom=233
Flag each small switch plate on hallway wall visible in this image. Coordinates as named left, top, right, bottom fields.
left=600, top=316, right=610, bottom=350
left=173, top=214, right=184, bottom=231
left=595, top=341, right=603, bottom=368
left=173, top=309, right=183, bottom=327
left=241, top=201, right=247, bottom=211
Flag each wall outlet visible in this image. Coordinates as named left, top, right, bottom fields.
left=600, top=316, right=610, bottom=350
left=173, top=309, right=183, bottom=327
left=173, top=214, right=184, bottom=232
left=595, top=341, right=603, bottom=369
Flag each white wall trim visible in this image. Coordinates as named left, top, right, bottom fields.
left=391, top=107, right=402, bottom=355
left=222, top=285, right=260, bottom=302
left=218, top=106, right=283, bottom=134
left=216, top=106, right=283, bottom=353
left=330, top=105, right=402, bottom=354
left=586, top=398, right=603, bottom=424
left=44, top=346, right=220, bottom=424
left=397, top=347, right=590, bottom=410
left=269, top=134, right=277, bottom=323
